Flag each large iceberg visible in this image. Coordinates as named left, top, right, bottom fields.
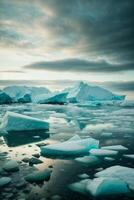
left=33, top=91, right=68, bottom=104
left=3, top=85, right=50, bottom=103
left=41, top=135, right=99, bottom=156
left=95, top=165, right=134, bottom=191
left=64, top=81, right=125, bottom=103
left=0, top=90, right=12, bottom=104
left=0, top=111, right=49, bottom=133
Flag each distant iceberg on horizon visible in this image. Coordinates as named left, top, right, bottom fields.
left=65, top=81, right=125, bottom=103
left=0, top=81, right=125, bottom=105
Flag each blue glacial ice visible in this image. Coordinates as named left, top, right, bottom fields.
left=0, top=90, right=12, bottom=104
left=0, top=111, right=49, bottom=134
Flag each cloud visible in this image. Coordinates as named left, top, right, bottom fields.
left=106, top=81, right=134, bottom=91
left=24, top=58, right=134, bottom=73
left=0, top=0, right=134, bottom=77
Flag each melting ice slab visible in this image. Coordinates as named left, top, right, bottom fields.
left=86, top=177, right=129, bottom=197
left=41, top=135, right=99, bottom=156
left=69, top=177, right=129, bottom=197
left=0, top=111, right=49, bottom=133
left=95, top=165, right=134, bottom=191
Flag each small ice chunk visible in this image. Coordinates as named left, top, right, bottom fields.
left=86, top=177, right=129, bottom=197
left=25, top=169, right=52, bottom=183
left=78, top=173, right=90, bottom=179
left=95, top=165, right=134, bottom=191
left=41, top=136, right=99, bottom=156
left=0, top=177, right=11, bottom=187
left=104, top=157, right=115, bottom=161
left=101, top=145, right=128, bottom=151
left=69, top=179, right=91, bottom=195
left=0, top=111, right=49, bottom=132
left=3, top=160, right=19, bottom=172
left=124, top=154, right=134, bottom=159
left=75, top=155, right=101, bottom=166
left=90, top=149, right=117, bottom=157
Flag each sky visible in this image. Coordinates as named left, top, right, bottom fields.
left=0, top=0, right=134, bottom=97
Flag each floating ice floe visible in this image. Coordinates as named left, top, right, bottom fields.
left=25, top=169, right=52, bottom=183
left=0, top=90, right=12, bottom=104
left=101, top=145, right=128, bottom=151
left=95, top=165, right=134, bottom=191
left=75, top=155, right=101, bottom=166
left=69, top=179, right=90, bottom=195
left=70, top=177, right=129, bottom=197
left=33, top=91, right=68, bottom=104
left=0, top=111, right=49, bottom=134
left=86, top=177, right=129, bottom=197
left=0, top=177, right=12, bottom=187
left=89, top=149, right=118, bottom=157
left=124, top=154, right=134, bottom=160
left=3, top=160, right=19, bottom=172
left=41, top=135, right=99, bottom=156
left=64, top=81, right=125, bottom=103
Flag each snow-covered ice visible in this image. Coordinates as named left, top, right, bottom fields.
left=0, top=111, right=49, bottom=133
left=41, top=136, right=99, bottom=156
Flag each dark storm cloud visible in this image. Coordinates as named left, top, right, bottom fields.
left=24, top=59, right=134, bottom=73
left=106, top=81, right=134, bottom=92
left=0, top=0, right=134, bottom=71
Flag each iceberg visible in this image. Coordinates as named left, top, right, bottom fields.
left=101, top=145, right=128, bottom=151
left=86, top=177, right=129, bottom=197
left=0, top=90, right=12, bottom=104
left=95, top=165, right=134, bottom=190
left=3, top=85, right=50, bottom=103
left=33, top=91, right=68, bottom=104
left=89, top=149, right=118, bottom=157
left=0, top=111, right=49, bottom=133
left=41, top=136, right=99, bottom=157
left=64, top=81, right=125, bottom=103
